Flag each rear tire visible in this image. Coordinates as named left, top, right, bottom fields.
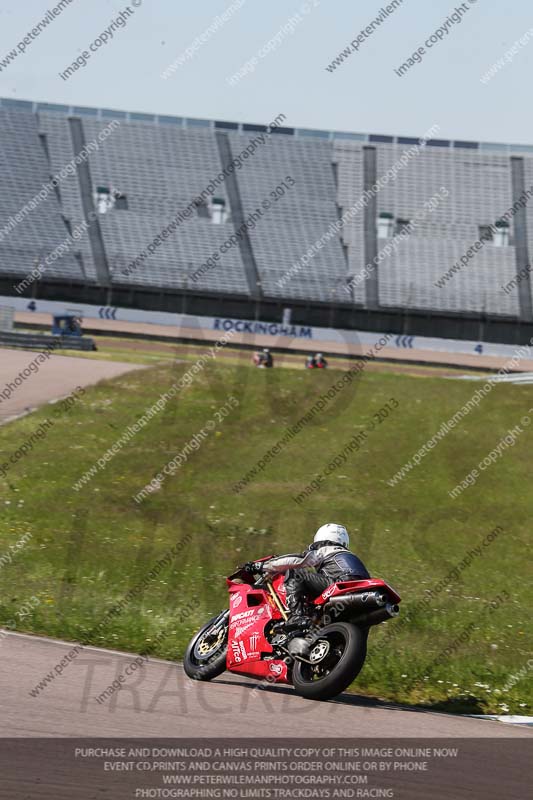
left=292, top=622, right=367, bottom=701
left=183, top=612, right=228, bottom=681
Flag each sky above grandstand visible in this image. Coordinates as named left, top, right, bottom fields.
left=0, top=0, right=532, bottom=144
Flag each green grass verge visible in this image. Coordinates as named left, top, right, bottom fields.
left=0, top=356, right=531, bottom=714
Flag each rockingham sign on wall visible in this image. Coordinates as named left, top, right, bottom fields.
left=3, top=295, right=533, bottom=366
left=213, top=317, right=312, bottom=339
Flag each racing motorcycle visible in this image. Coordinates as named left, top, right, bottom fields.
left=184, top=557, right=401, bottom=701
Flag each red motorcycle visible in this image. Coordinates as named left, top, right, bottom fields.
left=184, top=558, right=401, bottom=701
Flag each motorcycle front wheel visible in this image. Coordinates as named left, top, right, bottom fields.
left=183, top=611, right=229, bottom=681
left=292, top=622, right=367, bottom=701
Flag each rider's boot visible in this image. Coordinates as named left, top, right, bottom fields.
left=285, top=597, right=308, bottom=631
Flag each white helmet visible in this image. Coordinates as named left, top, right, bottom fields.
left=314, top=523, right=349, bottom=548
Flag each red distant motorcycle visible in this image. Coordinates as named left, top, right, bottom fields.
left=184, top=558, right=401, bottom=701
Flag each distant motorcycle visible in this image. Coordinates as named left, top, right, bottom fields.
left=184, top=558, right=401, bottom=701
left=252, top=349, right=273, bottom=368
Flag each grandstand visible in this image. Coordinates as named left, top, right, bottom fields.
left=1, top=96, right=533, bottom=343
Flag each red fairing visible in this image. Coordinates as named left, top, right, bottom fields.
left=226, top=577, right=289, bottom=683
left=223, top=567, right=399, bottom=685
left=229, top=658, right=289, bottom=682
left=271, top=572, right=288, bottom=606
left=312, top=578, right=401, bottom=605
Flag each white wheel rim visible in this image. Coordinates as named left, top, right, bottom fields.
left=310, top=639, right=330, bottom=662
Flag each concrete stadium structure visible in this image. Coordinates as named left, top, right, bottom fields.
left=2, top=97, right=533, bottom=344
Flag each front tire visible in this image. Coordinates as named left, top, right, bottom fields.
left=292, top=622, right=367, bottom=701
left=183, top=612, right=228, bottom=681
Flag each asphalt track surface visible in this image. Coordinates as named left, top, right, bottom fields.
left=0, top=347, right=145, bottom=424
left=2, top=631, right=531, bottom=738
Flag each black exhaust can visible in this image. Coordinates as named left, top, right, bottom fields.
left=355, top=603, right=400, bottom=627
left=325, top=590, right=387, bottom=613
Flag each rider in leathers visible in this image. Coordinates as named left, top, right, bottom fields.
left=249, top=523, right=369, bottom=629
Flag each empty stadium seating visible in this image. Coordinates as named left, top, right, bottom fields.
left=82, top=119, right=247, bottom=294
left=226, top=130, right=346, bottom=301
left=38, top=111, right=98, bottom=282
left=0, top=109, right=85, bottom=284
left=344, top=143, right=520, bottom=316
left=1, top=97, right=532, bottom=320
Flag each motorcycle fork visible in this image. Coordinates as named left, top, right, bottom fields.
left=209, top=609, right=229, bottom=633
left=266, top=579, right=288, bottom=621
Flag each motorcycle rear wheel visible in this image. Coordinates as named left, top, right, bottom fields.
left=183, top=612, right=228, bottom=681
left=292, top=622, right=367, bottom=701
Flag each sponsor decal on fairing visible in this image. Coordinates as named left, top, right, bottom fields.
left=230, top=640, right=242, bottom=663
left=231, top=609, right=255, bottom=622
left=234, top=621, right=255, bottom=637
